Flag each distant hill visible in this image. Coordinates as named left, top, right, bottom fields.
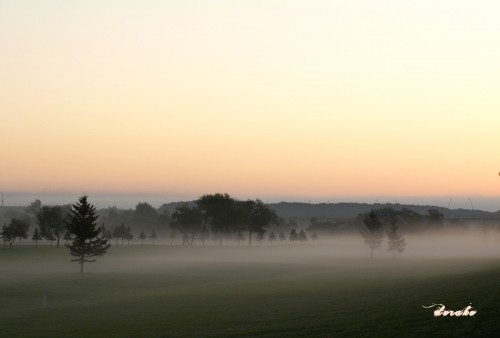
left=3, top=201, right=500, bottom=221
left=267, top=202, right=500, bottom=220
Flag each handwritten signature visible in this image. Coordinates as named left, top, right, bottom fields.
left=422, top=303, right=477, bottom=317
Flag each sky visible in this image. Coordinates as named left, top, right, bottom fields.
left=1, top=1, right=500, bottom=209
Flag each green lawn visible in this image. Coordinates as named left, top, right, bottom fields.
left=1, top=244, right=499, bottom=337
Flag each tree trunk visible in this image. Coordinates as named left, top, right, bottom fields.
left=80, top=260, right=84, bottom=273
left=35, top=240, right=38, bottom=248
left=56, top=236, right=60, bottom=247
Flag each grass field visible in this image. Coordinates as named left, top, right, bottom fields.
left=1, top=242, right=500, bottom=337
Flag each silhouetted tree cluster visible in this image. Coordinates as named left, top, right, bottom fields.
left=360, top=209, right=406, bottom=259
left=111, top=223, right=135, bottom=246
left=356, top=207, right=443, bottom=233
left=37, top=205, right=67, bottom=247
left=101, top=202, right=170, bottom=231
left=168, top=193, right=279, bottom=247
left=1, top=218, right=30, bottom=248
left=170, top=204, right=202, bottom=245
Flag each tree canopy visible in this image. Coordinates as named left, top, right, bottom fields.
left=1, top=218, right=30, bottom=248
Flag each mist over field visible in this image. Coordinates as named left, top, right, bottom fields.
left=3, top=0, right=500, bottom=336
left=2, top=194, right=500, bottom=337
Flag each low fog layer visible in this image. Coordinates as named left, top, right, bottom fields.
left=3, top=228, right=500, bottom=279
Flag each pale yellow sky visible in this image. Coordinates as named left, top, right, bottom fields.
left=1, top=0, right=500, bottom=201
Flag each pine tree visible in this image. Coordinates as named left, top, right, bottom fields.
left=32, top=227, right=42, bottom=248
left=150, top=229, right=157, bottom=245
left=139, top=232, right=146, bottom=245
left=386, top=222, right=406, bottom=259
left=65, top=196, right=110, bottom=273
left=361, top=210, right=384, bottom=259
left=279, top=232, right=286, bottom=243
left=289, top=229, right=298, bottom=242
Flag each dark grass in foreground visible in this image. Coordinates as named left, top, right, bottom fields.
left=1, top=245, right=499, bottom=337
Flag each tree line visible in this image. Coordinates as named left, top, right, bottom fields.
left=1, top=193, right=321, bottom=249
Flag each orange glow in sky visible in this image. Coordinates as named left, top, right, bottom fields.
left=1, top=1, right=500, bottom=201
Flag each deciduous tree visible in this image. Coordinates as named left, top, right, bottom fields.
left=197, top=193, right=235, bottom=246
left=171, top=204, right=202, bottom=245
left=255, top=230, right=265, bottom=246
left=32, top=227, right=42, bottom=247
left=268, top=232, right=276, bottom=244
left=139, top=232, right=146, bottom=245
left=37, top=205, right=65, bottom=247
left=1, top=219, right=30, bottom=248
left=150, top=229, right=157, bottom=245
left=244, top=199, right=278, bottom=246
